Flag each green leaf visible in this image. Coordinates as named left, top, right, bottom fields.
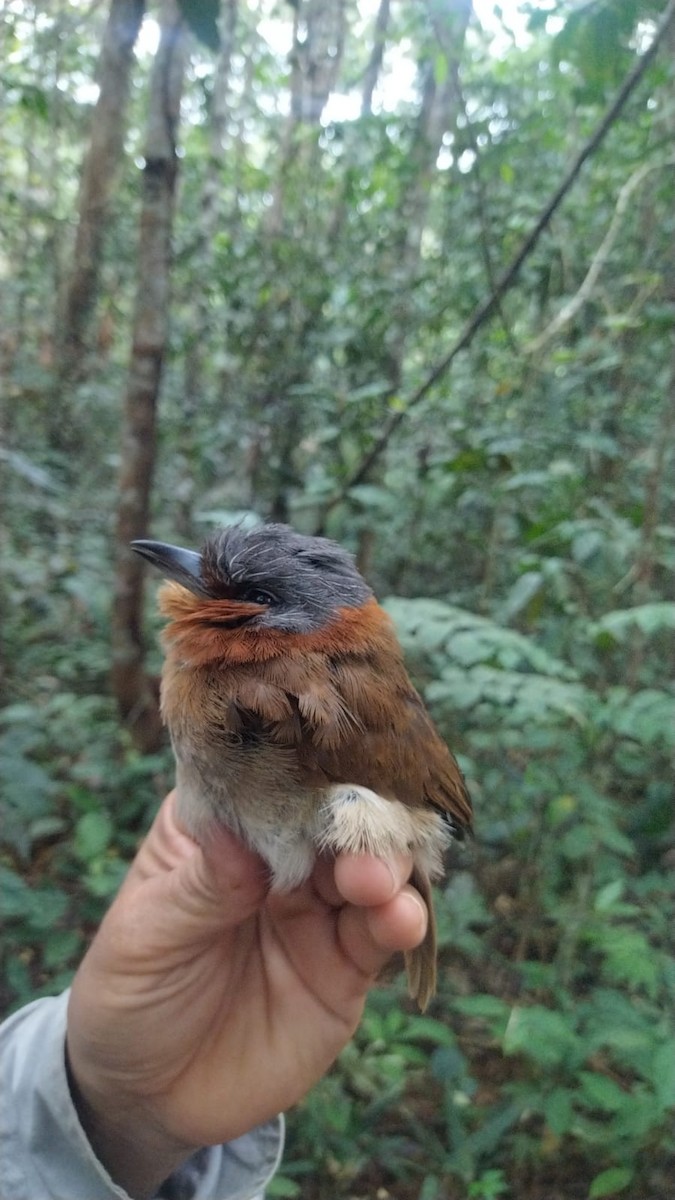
left=347, top=380, right=391, bottom=402
left=399, top=1016, right=456, bottom=1046
left=453, top=995, right=511, bottom=1022
left=84, top=858, right=128, bottom=898
left=420, top=1177, right=441, bottom=1200
left=0, top=866, right=30, bottom=917
left=348, top=484, right=396, bottom=513
left=266, top=1177, right=302, bottom=1198
left=588, top=1166, right=634, bottom=1197
left=590, top=603, right=675, bottom=643
left=544, top=1087, right=573, bottom=1135
left=73, top=811, right=113, bottom=862
left=594, top=880, right=625, bottom=912
left=444, top=447, right=489, bottom=472
left=431, top=1044, right=470, bottom=1084
left=591, top=928, right=661, bottom=997
left=42, top=928, right=83, bottom=969
left=468, top=1169, right=509, bottom=1198
left=579, top=1071, right=630, bottom=1113
left=503, top=1005, right=578, bottom=1068
left=19, top=84, right=50, bottom=119
left=608, top=690, right=674, bottom=748
left=428, top=666, right=588, bottom=728
left=499, top=571, right=544, bottom=622
left=464, top=1100, right=524, bottom=1156
left=653, top=1045, right=675, bottom=1109
left=572, top=529, right=604, bottom=564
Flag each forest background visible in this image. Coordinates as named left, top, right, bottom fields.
left=1, top=0, right=674, bottom=1197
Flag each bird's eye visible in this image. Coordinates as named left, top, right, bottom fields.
left=242, top=587, right=277, bottom=606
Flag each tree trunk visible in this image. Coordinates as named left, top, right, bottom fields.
left=110, top=0, right=188, bottom=753
left=55, top=0, right=145, bottom=386
left=397, top=0, right=472, bottom=273
left=361, top=0, right=390, bottom=117
left=265, top=0, right=347, bottom=235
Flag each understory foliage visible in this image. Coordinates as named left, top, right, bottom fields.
left=1, top=1, right=674, bottom=1197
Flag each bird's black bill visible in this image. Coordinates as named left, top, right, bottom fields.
left=131, top=540, right=211, bottom=597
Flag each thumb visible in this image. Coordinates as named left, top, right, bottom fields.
left=173, top=824, right=269, bottom=936
left=124, top=793, right=270, bottom=951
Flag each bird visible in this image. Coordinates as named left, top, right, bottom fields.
left=131, top=523, right=472, bottom=1009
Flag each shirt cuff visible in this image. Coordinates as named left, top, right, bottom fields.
left=0, top=991, right=283, bottom=1200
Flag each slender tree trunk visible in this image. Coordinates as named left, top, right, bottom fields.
left=55, top=0, right=145, bottom=386
left=110, top=0, right=188, bottom=753
left=265, top=0, right=347, bottom=235
left=397, top=0, right=472, bottom=273
left=361, top=0, right=390, bottom=116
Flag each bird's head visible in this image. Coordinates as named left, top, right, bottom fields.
left=131, top=523, right=372, bottom=634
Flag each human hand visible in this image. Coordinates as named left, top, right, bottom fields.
left=66, top=791, right=428, bottom=1198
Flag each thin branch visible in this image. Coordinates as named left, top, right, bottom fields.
left=319, top=0, right=675, bottom=515
left=527, top=156, right=675, bottom=356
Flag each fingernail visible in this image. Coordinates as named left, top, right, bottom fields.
left=403, top=890, right=428, bottom=933
left=384, top=859, right=401, bottom=896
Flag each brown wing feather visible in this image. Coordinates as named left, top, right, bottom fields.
left=295, top=649, right=472, bottom=834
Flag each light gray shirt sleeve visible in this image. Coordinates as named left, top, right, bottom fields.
left=0, top=991, right=284, bottom=1200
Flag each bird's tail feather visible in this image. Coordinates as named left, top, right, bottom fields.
left=404, top=867, right=437, bottom=1011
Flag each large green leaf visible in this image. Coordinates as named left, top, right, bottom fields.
left=590, top=603, right=675, bottom=644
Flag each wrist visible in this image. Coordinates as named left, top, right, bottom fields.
left=65, top=1042, right=198, bottom=1199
